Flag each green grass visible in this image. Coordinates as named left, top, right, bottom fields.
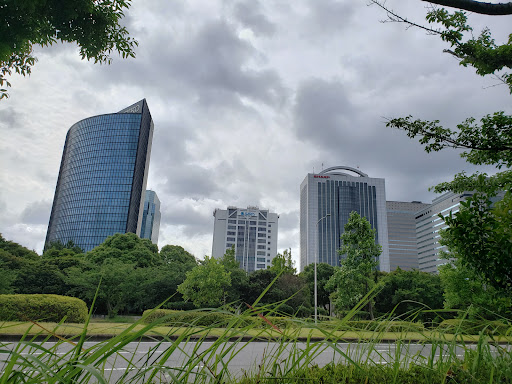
left=0, top=307, right=511, bottom=383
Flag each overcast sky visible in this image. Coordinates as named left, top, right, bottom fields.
left=1, top=0, right=510, bottom=267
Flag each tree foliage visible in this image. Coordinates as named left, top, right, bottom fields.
left=270, top=248, right=296, bottom=275
left=177, top=256, right=231, bottom=308
left=327, top=212, right=381, bottom=318
left=0, top=0, right=137, bottom=99
left=439, top=256, right=511, bottom=319
left=86, top=233, right=159, bottom=268
left=374, top=268, right=444, bottom=320
left=300, top=262, right=335, bottom=312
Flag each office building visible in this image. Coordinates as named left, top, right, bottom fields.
left=140, top=190, right=161, bottom=244
left=386, top=201, right=429, bottom=271
left=300, top=166, right=389, bottom=272
left=45, top=99, right=154, bottom=252
left=415, top=191, right=473, bottom=273
left=212, top=206, right=278, bottom=273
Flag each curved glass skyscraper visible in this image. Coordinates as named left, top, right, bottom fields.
left=45, top=100, right=154, bottom=252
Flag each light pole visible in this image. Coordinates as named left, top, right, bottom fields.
left=315, top=213, right=330, bottom=325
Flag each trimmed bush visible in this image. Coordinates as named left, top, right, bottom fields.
left=0, top=294, right=88, bottom=323
left=322, top=320, right=425, bottom=332
left=142, top=309, right=263, bottom=328
left=164, top=301, right=197, bottom=311
left=439, top=318, right=512, bottom=335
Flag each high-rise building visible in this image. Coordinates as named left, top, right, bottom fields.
left=140, top=190, right=161, bottom=244
left=386, top=201, right=430, bottom=271
left=300, top=166, right=389, bottom=272
left=415, top=191, right=473, bottom=273
left=212, top=206, right=278, bottom=273
left=45, top=99, right=154, bottom=252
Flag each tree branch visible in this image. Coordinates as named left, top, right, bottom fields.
left=421, top=0, right=512, bottom=15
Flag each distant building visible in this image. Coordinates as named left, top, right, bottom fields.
left=45, top=99, right=154, bottom=252
left=300, top=166, right=389, bottom=272
left=415, top=191, right=474, bottom=273
left=386, top=201, right=430, bottom=271
left=212, top=206, right=278, bottom=273
left=140, top=190, right=161, bottom=244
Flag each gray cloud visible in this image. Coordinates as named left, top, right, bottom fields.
left=20, top=200, right=52, bottom=225
left=233, top=0, right=277, bottom=37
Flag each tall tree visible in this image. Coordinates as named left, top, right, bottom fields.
left=0, top=0, right=137, bottom=99
left=371, top=1, right=512, bottom=295
left=270, top=248, right=296, bottom=275
left=86, top=233, right=160, bottom=268
left=326, top=212, right=381, bottom=319
left=439, top=255, right=511, bottom=319
left=374, top=268, right=444, bottom=320
left=177, top=256, right=231, bottom=308
left=300, top=263, right=335, bottom=314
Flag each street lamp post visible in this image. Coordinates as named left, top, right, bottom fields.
left=315, top=213, right=330, bottom=325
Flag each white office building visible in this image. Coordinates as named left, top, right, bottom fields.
left=415, top=191, right=474, bottom=273
left=386, top=200, right=430, bottom=271
left=212, top=206, right=279, bottom=273
left=300, top=166, right=389, bottom=272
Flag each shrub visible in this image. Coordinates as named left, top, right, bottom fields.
left=164, top=301, right=197, bottom=311
left=0, top=294, right=88, bottom=323
left=142, top=309, right=262, bottom=328
left=439, top=318, right=511, bottom=335
left=322, top=320, right=425, bottom=332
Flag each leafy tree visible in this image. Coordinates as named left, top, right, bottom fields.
left=300, top=263, right=335, bottom=314
left=86, top=233, right=160, bottom=268
left=374, top=268, right=444, bottom=320
left=326, top=212, right=381, bottom=319
left=0, top=262, right=16, bottom=294
left=160, top=245, right=197, bottom=269
left=270, top=248, right=296, bottom=275
left=0, top=234, right=39, bottom=260
left=67, top=258, right=138, bottom=318
left=439, top=256, right=511, bottom=319
left=372, top=1, right=512, bottom=296
left=177, top=256, right=231, bottom=308
left=43, top=240, right=84, bottom=258
left=0, top=0, right=137, bottom=99
left=220, top=246, right=249, bottom=304
left=243, top=269, right=279, bottom=305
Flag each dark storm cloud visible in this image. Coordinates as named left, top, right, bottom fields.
left=20, top=200, right=52, bottom=225
left=233, top=0, right=277, bottom=37
left=160, top=164, right=220, bottom=198
left=294, top=77, right=355, bottom=149
left=92, top=19, right=287, bottom=109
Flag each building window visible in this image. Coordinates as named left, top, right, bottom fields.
left=257, top=245, right=265, bottom=249
left=227, top=231, right=235, bottom=236
left=257, top=257, right=266, bottom=262
left=228, top=219, right=236, bottom=224
left=258, top=239, right=265, bottom=243
left=226, top=243, right=234, bottom=247
left=258, top=227, right=266, bottom=232
left=257, top=251, right=265, bottom=255
left=227, top=237, right=235, bottom=242
left=256, top=263, right=266, bottom=269
left=258, top=233, right=266, bottom=238
left=250, top=221, right=257, bottom=225
left=228, top=225, right=236, bottom=230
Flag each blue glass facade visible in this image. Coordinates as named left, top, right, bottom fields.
left=140, top=190, right=161, bottom=244
left=45, top=100, right=154, bottom=252
left=317, top=180, right=378, bottom=266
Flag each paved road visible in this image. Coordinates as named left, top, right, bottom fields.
left=0, top=340, right=505, bottom=382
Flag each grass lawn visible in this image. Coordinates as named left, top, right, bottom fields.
left=1, top=321, right=511, bottom=343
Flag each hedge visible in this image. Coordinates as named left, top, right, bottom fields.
left=0, top=294, right=88, bottom=323
left=322, top=320, right=425, bottom=332
left=439, top=319, right=512, bottom=336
